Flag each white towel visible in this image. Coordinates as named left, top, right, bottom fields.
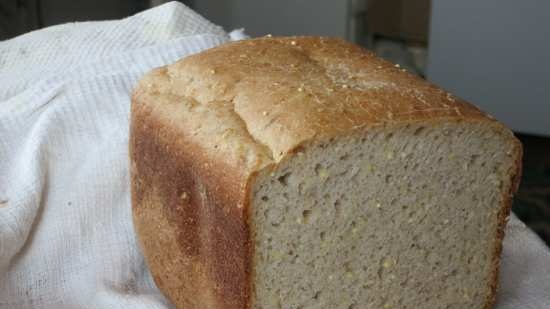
left=0, top=2, right=548, bottom=308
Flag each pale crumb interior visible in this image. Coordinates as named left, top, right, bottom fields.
left=251, top=122, right=516, bottom=309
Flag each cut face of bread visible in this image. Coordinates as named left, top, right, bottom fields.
left=251, top=122, right=517, bottom=309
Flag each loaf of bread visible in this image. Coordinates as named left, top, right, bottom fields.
left=130, top=37, right=522, bottom=309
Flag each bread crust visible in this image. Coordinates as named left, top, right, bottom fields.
left=130, top=36, right=522, bottom=309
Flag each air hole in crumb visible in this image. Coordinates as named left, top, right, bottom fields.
left=469, top=154, right=479, bottom=165
left=313, top=291, right=322, bottom=300
left=320, top=231, right=326, bottom=241
left=385, top=133, right=394, bottom=141
left=413, top=126, right=426, bottom=136
left=278, top=172, right=291, bottom=186
left=314, top=163, right=324, bottom=175
left=385, top=175, right=393, bottom=184
left=334, top=199, right=342, bottom=217
left=261, top=196, right=269, bottom=201
left=302, top=210, right=312, bottom=223
left=340, top=154, right=350, bottom=160
left=348, top=304, right=356, bottom=309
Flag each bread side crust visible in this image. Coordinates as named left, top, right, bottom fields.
left=130, top=36, right=523, bottom=309
left=130, top=98, right=256, bottom=309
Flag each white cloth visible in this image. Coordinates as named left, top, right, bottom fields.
left=0, top=2, right=548, bottom=308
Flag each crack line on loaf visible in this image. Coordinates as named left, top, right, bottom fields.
left=229, top=100, right=276, bottom=162
left=164, top=66, right=275, bottom=164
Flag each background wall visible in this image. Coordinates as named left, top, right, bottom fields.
left=428, top=0, right=550, bottom=136
left=193, top=0, right=349, bottom=38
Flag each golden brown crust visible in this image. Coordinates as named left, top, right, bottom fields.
left=141, top=36, right=491, bottom=163
left=130, top=36, right=521, bottom=309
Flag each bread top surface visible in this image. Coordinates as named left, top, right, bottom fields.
left=133, top=36, right=500, bottom=173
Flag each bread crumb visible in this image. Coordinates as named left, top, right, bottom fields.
left=394, top=63, right=400, bottom=68
left=290, top=40, right=297, bottom=46
left=376, top=203, right=382, bottom=209
left=262, top=111, right=268, bottom=116
left=210, top=69, right=216, bottom=74
left=180, top=192, right=188, bottom=200
left=382, top=259, right=392, bottom=268
left=265, top=34, right=273, bottom=37
left=298, top=87, right=304, bottom=92
left=342, top=84, right=349, bottom=89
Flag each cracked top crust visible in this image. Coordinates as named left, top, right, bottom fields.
left=132, top=36, right=494, bottom=174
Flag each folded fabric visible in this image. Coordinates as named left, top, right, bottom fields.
left=0, top=2, right=548, bottom=309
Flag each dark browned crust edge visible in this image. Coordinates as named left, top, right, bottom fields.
left=484, top=135, right=523, bottom=309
